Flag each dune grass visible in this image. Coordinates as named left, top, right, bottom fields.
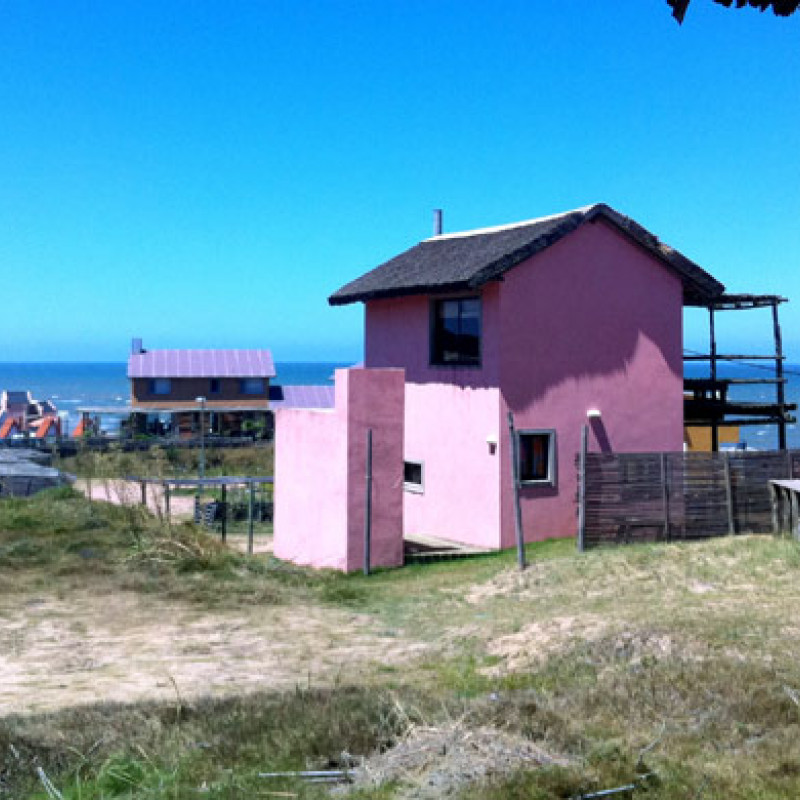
left=4, top=488, right=800, bottom=797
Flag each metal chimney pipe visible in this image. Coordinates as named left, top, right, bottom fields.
left=433, top=209, right=443, bottom=236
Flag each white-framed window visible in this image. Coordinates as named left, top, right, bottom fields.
left=430, top=296, right=481, bottom=366
left=149, top=378, right=172, bottom=396
left=239, top=378, right=265, bottom=395
left=517, top=429, right=557, bottom=486
left=403, top=460, right=424, bottom=493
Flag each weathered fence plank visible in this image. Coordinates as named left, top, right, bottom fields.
left=580, top=450, right=800, bottom=548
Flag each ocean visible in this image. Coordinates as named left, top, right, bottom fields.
left=0, top=361, right=798, bottom=449
left=0, top=362, right=348, bottom=434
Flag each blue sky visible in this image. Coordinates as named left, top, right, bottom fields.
left=1, top=1, right=798, bottom=362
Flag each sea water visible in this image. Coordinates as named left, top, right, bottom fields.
left=0, top=361, right=798, bottom=448
left=0, top=362, right=348, bottom=433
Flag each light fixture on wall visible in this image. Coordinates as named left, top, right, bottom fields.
left=486, top=434, right=498, bottom=454
left=587, top=409, right=601, bottom=419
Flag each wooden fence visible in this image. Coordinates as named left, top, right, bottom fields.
left=579, top=449, right=800, bottom=549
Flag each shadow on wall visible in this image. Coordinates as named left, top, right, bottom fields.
left=590, top=417, right=613, bottom=453
left=498, top=221, right=684, bottom=411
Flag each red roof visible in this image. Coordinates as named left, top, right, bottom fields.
left=35, top=416, right=60, bottom=439
left=0, top=417, right=21, bottom=439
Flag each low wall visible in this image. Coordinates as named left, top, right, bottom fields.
left=273, top=368, right=405, bottom=572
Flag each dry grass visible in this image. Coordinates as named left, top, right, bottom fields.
left=4, top=486, right=800, bottom=798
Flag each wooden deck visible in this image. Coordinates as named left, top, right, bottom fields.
left=403, top=533, right=493, bottom=564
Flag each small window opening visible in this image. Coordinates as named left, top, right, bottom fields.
left=403, top=460, right=424, bottom=493
left=518, top=430, right=556, bottom=486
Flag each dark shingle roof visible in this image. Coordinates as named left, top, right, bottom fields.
left=328, top=203, right=725, bottom=307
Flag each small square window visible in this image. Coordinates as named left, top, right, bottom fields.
left=517, top=430, right=556, bottom=486
left=210, top=378, right=221, bottom=394
left=431, top=296, right=481, bottom=366
left=403, top=460, right=424, bottom=493
left=149, top=378, right=171, bottom=396
left=240, top=378, right=265, bottom=395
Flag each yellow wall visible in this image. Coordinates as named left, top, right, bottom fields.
left=684, top=425, right=740, bottom=452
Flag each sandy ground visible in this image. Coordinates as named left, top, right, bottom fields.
left=0, top=589, right=426, bottom=717
left=75, top=479, right=196, bottom=519
left=73, top=479, right=273, bottom=554
left=0, top=483, right=418, bottom=716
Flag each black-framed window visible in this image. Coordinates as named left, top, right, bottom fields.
left=403, top=460, right=424, bottom=493
left=210, top=378, right=221, bottom=395
left=239, top=378, right=265, bottom=395
left=430, top=296, right=481, bottom=366
left=149, top=378, right=171, bottom=396
left=518, top=430, right=556, bottom=486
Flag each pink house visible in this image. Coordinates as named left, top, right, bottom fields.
left=326, top=203, right=725, bottom=549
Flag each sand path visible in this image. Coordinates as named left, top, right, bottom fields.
left=0, top=589, right=424, bottom=717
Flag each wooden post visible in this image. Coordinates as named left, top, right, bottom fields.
left=723, top=453, right=735, bottom=535
left=507, top=412, right=527, bottom=570
left=661, top=453, right=671, bottom=541
left=709, top=305, right=719, bottom=453
left=789, top=489, right=800, bottom=539
left=577, top=424, right=587, bottom=553
left=221, top=484, right=227, bottom=543
left=247, top=481, right=255, bottom=556
left=364, top=429, right=373, bottom=576
left=772, top=300, right=787, bottom=451
left=770, top=483, right=780, bottom=535
left=164, top=483, right=171, bottom=521
left=140, top=481, right=147, bottom=506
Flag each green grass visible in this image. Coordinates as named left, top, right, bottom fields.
left=5, top=488, right=800, bottom=798
left=1, top=687, right=417, bottom=799
left=56, top=444, right=275, bottom=481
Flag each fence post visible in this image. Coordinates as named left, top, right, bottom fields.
left=770, top=483, right=781, bottom=535
left=724, top=453, right=735, bottom=535
left=364, top=429, right=373, bottom=576
left=577, top=425, right=587, bottom=552
left=221, top=485, right=227, bottom=543
left=247, top=482, right=255, bottom=555
left=507, top=412, right=527, bottom=570
left=661, top=453, right=671, bottom=541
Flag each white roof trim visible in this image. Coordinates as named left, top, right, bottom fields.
left=423, top=204, right=597, bottom=242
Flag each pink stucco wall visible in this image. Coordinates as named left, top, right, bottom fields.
left=403, top=382, right=501, bottom=548
left=273, top=368, right=405, bottom=571
left=497, top=218, right=684, bottom=545
left=365, top=282, right=501, bottom=387
left=364, top=217, right=684, bottom=548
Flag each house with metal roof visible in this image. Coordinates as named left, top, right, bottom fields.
left=276, top=203, right=739, bottom=564
left=127, top=341, right=276, bottom=438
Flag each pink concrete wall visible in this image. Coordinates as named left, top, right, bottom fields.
left=365, top=282, right=501, bottom=387
left=343, top=368, right=406, bottom=569
left=273, top=405, right=348, bottom=569
left=273, top=368, right=405, bottom=572
left=363, top=217, right=684, bottom=549
left=498, top=218, right=684, bottom=545
left=403, top=382, right=502, bottom=548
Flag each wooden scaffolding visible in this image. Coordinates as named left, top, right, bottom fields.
left=684, top=294, right=796, bottom=452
